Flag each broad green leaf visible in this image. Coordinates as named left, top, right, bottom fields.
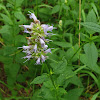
left=16, top=74, right=26, bottom=82
left=31, top=73, right=49, bottom=84
left=63, top=68, right=83, bottom=88
left=53, top=60, right=67, bottom=74
left=0, top=49, right=13, bottom=64
left=14, top=11, right=26, bottom=24
left=64, top=20, right=74, bottom=26
left=53, top=42, right=72, bottom=48
left=65, top=44, right=80, bottom=62
left=86, top=10, right=97, bottom=22
left=64, top=88, right=84, bottom=100
left=0, top=13, right=13, bottom=25
left=15, top=35, right=27, bottom=46
left=91, top=3, right=99, bottom=19
left=15, top=52, right=26, bottom=64
left=39, top=8, right=52, bottom=15
left=51, top=5, right=60, bottom=14
left=80, top=54, right=100, bottom=74
left=40, top=86, right=57, bottom=100
left=3, top=46, right=17, bottom=56
left=58, top=87, right=67, bottom=96
left=0, top=25, right=11, bottom=34
left=44, top=80, right=54, bottom=89
left=15, top=0, right=24, bottom=7
left=4, top=63, right=20, bottom=86
left=57, top=66, right=74, bottom=86
left=81, top=22, right=100, bottom=33
left=0, top=25, right=16, bottom=44
left=85, top=10, right=97, bottom=34
left=84, top=43, right=98, bottom=68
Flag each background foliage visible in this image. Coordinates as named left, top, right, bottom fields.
left=0, top=0, right=100, bottom=100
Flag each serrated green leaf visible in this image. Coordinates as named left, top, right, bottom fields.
left=53, top=60, right=67, bottom=74
left=84, top=43, right=98, bottom=68
left=53, top=42, right=72, bottom=48
left=0, top=13, right=13, bottom=25
left=4, top=63, right=20, bottom=86
left=51, top=5, right=60, bottom=14
left=86, top=10, right=97, bottom=22
left=15, top=35, right=27, bottom=46
left=64, top=88, right=84, bottom=100
left=15, top=0, right=24, bottom=7
left=85, top=9, right=97, bottom=34
left=39, top=8, right=52, bottom=15
left=65, top=44, right=80, bottom=62
left=81, top=22, right=100, bottom=33
left=14, top=11, right=26, bottom=24
left=80, top=54, right=100, bottom=74
left=31, top=73, right=49, bottom=84
left=91, top=3, right=99, bottom=19
left=64, top=20, right=74, bottom=26
left=3, top=46, right=17, bottom=56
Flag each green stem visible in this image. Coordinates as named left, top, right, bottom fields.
left=78, top=0, right=81, bottom=65
left=58, top=0, right=62, bottom=19
left=45, top=64, right=59, bottom=100
left=68, top=42, right=86, bottom=64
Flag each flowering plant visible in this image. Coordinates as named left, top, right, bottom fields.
left=19, top=12, right=55, bottom=64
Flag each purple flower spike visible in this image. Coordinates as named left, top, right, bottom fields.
left=36, top=57, right=40, bottom=65
left=19, top=11, right=55, bottom=64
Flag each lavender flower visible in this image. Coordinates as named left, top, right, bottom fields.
left=40, top=38, right=45, bottom=47
left=41, top=55, right=45, bottom=63
left=19, top=11, right=55, bottom=64
left=33, top=44, right=37, bottom=53
left=28, top=11, right=37, bottom=21
left=45, top=49, right=51, bottom=53
left=36, top=57, right=40, bottom=65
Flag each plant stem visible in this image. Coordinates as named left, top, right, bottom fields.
left=45, top=64, right=59, bottom=100
left=78, top=0, right=81, bottom=65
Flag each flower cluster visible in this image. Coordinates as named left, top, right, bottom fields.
left=19, top=12, right=54, bottom=64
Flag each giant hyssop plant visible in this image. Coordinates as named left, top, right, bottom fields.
left=0, top=0, right=100, bottom=100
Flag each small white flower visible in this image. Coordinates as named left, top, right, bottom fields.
left=41, top=55, right=45, bottom=63
left=44, top=45, right=48, bottom=50
left=23, top=30, right=33, bottom=34
left=19, top=22, right=34, bottom=29
left=36, top=57, right=40, bottom=65
left=23, top=50, right=31, bottom=54
left=40, top=38, right=45, bottom=47
left=45, top=48, right=51, bottom=53
left=18, top=46, right=31, bottom=50
left=23, top=55, right=32, bottom=59
left=22, top=46, right=31, bottom=50
left=47, top=26, right=53, bottom=31
left=33, top=44, right=37, bottom=53
left=23, top=55, right=32, bottom=63
left=28, top=11, right=37, bottom=21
